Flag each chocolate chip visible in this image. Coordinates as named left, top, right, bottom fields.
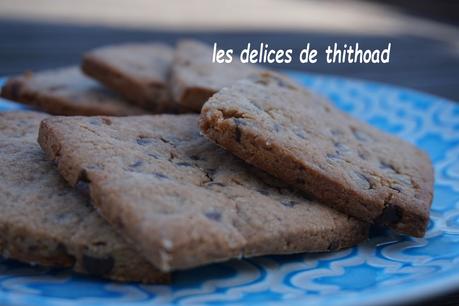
left=201, top=172, right=214, bottom=184
left=88, top=118, right=101, bottom=126
left=257, top=189, right=270, bottom=196
left=235, top=126, right=242, bottom=142
left=101, top=117, right=112, bottom=125
left=236, top=118, right=248, bottom=126
left=160, top=136, right=179, bottom=146
left=204, top=211, right=222, bottom=221
left=254, top=77, right=269, bottom=86
left=380, top=161, right=397, bottom=172
left=75, top=181, right=90, bottom=196
left=129, top=160, right=143, bottom=168
left=82, top=254, right=114, bottom=277
left=376, top=203, right=402, bottom=225
left=380, top=161, right=412, bottom=187
left=280, top=199, right=297, bottom=208
left=358, top=151, right=369, bottom=160
left=190, top=155, right=201, bottom=161
left=350, top=170, right=372, bottom=189
left=323, top=105, right=332, bottom=113
left=277, top=188, right=287, bottom=195
left=334, top=142, right=351, bottom=156
left=137, top=136, right=153, bottom=145
left=351, top=128, right=372, bottom=142
left=301, top=192, right=315, bottom=202
left=153, top=172, right=168, bottom=180
left=169, top=151, right=177, bottom=161
left=294, top=130, right=307, bottom=140
left=86, top=164, right=104, bottom=171
left=148, top=153, right=159, bottom=159
left=176, top=162, right=192, bottom=167
left=330, top=129, right=344, bottom=137
left=327, top=240, right=340, bottom=251
left=206, top=182, right=225, bottom=187
left=389, top=185, right=403, bottom=192
left=234, top=118, right=245, bottom=143
left=326, top=153, right=341, bottom=162
left=75, top=169, right=90, bottom=196
left=274, top=77, right=289, bottom=87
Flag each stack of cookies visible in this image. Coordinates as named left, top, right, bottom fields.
left=0, top=40, right=434, bottom=282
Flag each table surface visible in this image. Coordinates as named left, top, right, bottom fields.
left=0, top=2, right=458, bottom=305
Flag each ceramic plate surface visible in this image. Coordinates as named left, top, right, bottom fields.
left=0, top=71, right=458, bottom=306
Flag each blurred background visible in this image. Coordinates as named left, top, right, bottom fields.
left=0, top=0, right=458, bottom=101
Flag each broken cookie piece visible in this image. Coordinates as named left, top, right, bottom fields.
left=0, top=67, right=147, bottom=116
left=170, top=40, right=263, bottom=112
left=82, top=42, right=178, bottom=112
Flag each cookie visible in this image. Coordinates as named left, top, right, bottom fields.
left=200, top=72, right=434, bottom=237
left=82, top=43, right=177, bottom=112
left=38, top=114, right=369, bottom=272
left=170, top=40, right=262, bottom=112
left=0, top=67, right=146, bottom=116
left=0, top=111, right=168, bottom=283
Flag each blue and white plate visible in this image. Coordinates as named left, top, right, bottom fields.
left=0, top=72, right=458, bottom=306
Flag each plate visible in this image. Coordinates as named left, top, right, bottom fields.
left=0, top=72, right=458, bottom=306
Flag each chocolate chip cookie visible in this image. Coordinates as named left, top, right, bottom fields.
left=200, top=72, right=434, bottom=237
left=0, top=111, right=168, bottom=283
left=82, top=43, right=178, bottom=112
left=38, top=114, right=369, bottom=272
left=0, top=67, right=146, bottom=116
left=170, top=40, right=262, bottom=112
